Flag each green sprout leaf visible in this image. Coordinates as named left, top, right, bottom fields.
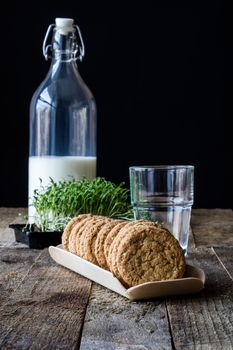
left=31, top=177, right=133, bottom=231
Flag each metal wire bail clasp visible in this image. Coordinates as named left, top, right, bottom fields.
left=42, top=23, right=85, bottom=61
left=74, top=25, right=85, bottom=62
left=42, top=24, right=55, bottom=60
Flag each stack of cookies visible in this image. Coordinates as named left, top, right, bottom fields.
left=62, top=214, right=186, bottom=287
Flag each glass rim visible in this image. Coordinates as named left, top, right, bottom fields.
left=129, top=165, right=194, bottom=171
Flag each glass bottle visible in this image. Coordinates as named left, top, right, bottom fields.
left=28, top=18, right=97, bottom=220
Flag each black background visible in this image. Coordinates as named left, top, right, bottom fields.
left=0, top=1, right=231, bottom=208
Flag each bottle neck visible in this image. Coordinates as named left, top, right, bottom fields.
left=52, top=29, right=77, bottom=62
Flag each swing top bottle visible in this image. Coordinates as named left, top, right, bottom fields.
left=29, top=18, right=97, bottom=219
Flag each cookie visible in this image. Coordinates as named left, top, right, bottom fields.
left=68, top=216, right=94, bottom=254
left=75, top=216, right=103, bottom=256
left=108, top=220, right=156, bottom=280
left=79, top=217, right=112, bottom=264
left=116, top=224, right=186, bottom=287
left=104, top=221, right=129, bottom=269
left=95, top=220, right=122, bottom=269
left=62, top=214, right=92, bottom=250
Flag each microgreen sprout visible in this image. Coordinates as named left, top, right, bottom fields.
left=30, top=177, right=133, bottom=231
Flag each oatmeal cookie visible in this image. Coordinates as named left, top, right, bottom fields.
left=79, top=217, right=112, bottom=264
left=109, top=220, right=157, bottom=280
left=62, top=214, right=92, bottom=250
left=105, top=221, right=129, bottom=270
left=95, top=220, right=122, bottom=269
left=68, top=216, right=94, bottom=254
left=116, top=224, right=186, bottom=287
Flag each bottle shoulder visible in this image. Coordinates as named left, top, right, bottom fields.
left=31, top=64, right=95, bottom=107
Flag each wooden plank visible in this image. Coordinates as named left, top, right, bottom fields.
left=191, top=209, right=233, bottom=247
left=0, top=249, right=92, bottom=349
left=0, top=248, right=40, bottom=304
left=0, top=208, right=232, bottom=349
left=166, top=248, right=233, bottom=349
left=214, top=246, right=233, bottom=280
left=80, top=283, right=173, bottom=350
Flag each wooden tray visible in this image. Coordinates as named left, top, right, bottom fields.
left=49, top=245, right=205, bottom=300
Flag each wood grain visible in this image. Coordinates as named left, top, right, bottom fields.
left=214, top=246, right=233, bottom=280
left=80, top=283, right=173, bottom=350
left=0, top=249, right=92, bottom=349
left=0, top=208, right=233, bottom=349
left=0, top=248, right=40, bottom=304
left=167, top=248, right=233, bottom=349
left=191, top=209, right=233, bottom=247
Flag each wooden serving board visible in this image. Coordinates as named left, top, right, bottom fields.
left=49, top=245, right=205, bottom=300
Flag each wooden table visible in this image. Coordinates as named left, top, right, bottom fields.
left=0, top=208, right=233, bottom=349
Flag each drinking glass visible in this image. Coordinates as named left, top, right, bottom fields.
left=129, top=165, right=194, bottom=255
